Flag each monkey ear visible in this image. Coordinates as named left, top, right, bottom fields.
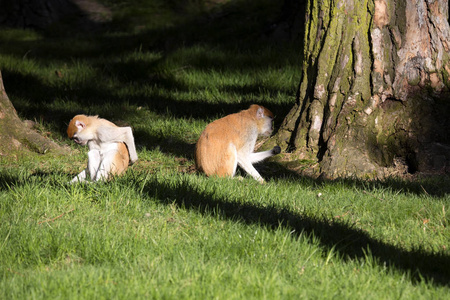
left=256, top=107, right=265, bottom=119
left=75, top=120, right=86, bottom=130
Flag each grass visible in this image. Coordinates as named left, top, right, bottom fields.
left=1, top=0, right=450, bottom=299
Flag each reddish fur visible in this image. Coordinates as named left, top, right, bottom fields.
left=195, top=104, right=274, bottom=177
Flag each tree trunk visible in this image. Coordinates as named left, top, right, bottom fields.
left=0, top=71, right=65, bottom=158
left=275, top=0, right=450, bottom=178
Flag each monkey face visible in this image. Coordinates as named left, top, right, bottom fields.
left=261, top=123, right=273, bottom=137
left=259, top=115, right=274, bottom=137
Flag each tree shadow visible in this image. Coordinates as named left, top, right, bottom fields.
left=141, top=175, right=450, bottom=287
left=134, top=129, right=196, bottom=159
left=0, top=168, right=73, bottom=191
left=0, top=0, right=300, bottom=123
left=0, top=172, right=23, bottom=191
left=2, top=67, right=291, bottom=137
left=260, top=160, right=450, bottom=197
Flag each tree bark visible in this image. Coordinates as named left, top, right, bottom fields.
left=0, top=71, right=65, bottom=158
left=276, top=0, right=450, bottom=178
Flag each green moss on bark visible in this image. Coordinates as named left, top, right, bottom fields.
left=275, top=0, right=450, bottom=178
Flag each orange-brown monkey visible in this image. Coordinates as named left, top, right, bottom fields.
left=67, top=115, right=137, bottom=183
left=195, top=104, right=281, bottom=183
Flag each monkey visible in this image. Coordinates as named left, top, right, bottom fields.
left=67, top=115, right=138, bottom=183
left=195, top=104, right=281, bottom=183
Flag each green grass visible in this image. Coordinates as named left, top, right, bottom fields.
left=1, top=0, right=450, bottom=299
left=1, top=167, right=450, bottom=299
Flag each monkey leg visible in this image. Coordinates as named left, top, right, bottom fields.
left=215, top=144, right=238, bottom=177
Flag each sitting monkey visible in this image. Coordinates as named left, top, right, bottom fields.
left=195, top=104, right=281, bottom=183
left=67, top=115, right=137, bottom=183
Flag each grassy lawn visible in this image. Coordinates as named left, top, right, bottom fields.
left=1, top=0, right=449, bottom=299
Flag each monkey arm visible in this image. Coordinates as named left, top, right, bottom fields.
left=97, top=126, right=138, bottom=164
left=249, top=146, right=281, bottom=164
left=237, top=156, right=265, bottom=184
left=68, top=146, right=100, bottom=183
left=237, top=147, right=280, bottom=184
left=87, top=149, right=101, bottom=181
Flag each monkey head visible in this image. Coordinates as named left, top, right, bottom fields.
left=67, top=114, right=96, bottom=146
left=250, top=104, right=274, bottom=137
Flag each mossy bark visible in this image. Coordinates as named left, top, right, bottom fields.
left=276, top=0, right=450, bottom=178
left=0, top=71, right=65, bottom=158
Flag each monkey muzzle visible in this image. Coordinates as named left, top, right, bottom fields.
left=262, top=127, right=273, bottom=137
left=262, top=121, right=274, bottom=137
left=72, top=136, right=87, bottom=146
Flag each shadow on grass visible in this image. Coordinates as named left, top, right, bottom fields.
left=133, top=128, right=450, bottom=198
left=134, top=129, right=196, bottom=159
left=261, top=161, right=450, bottom=198
left=2, top=66, right=291, bottom=134
left=0, top=0, right=299, bottom=128
left=131, top=125, right=450, bottom=198
left=141, top=174, right=450, bottom=287
left=0, top=169, right=72, bottom=191
left=0, top=173, right=22, bottom=191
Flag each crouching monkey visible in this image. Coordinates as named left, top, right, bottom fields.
left=195, top=104, right=281, bottom=183
left=67, top=115, right=138, bottom=183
